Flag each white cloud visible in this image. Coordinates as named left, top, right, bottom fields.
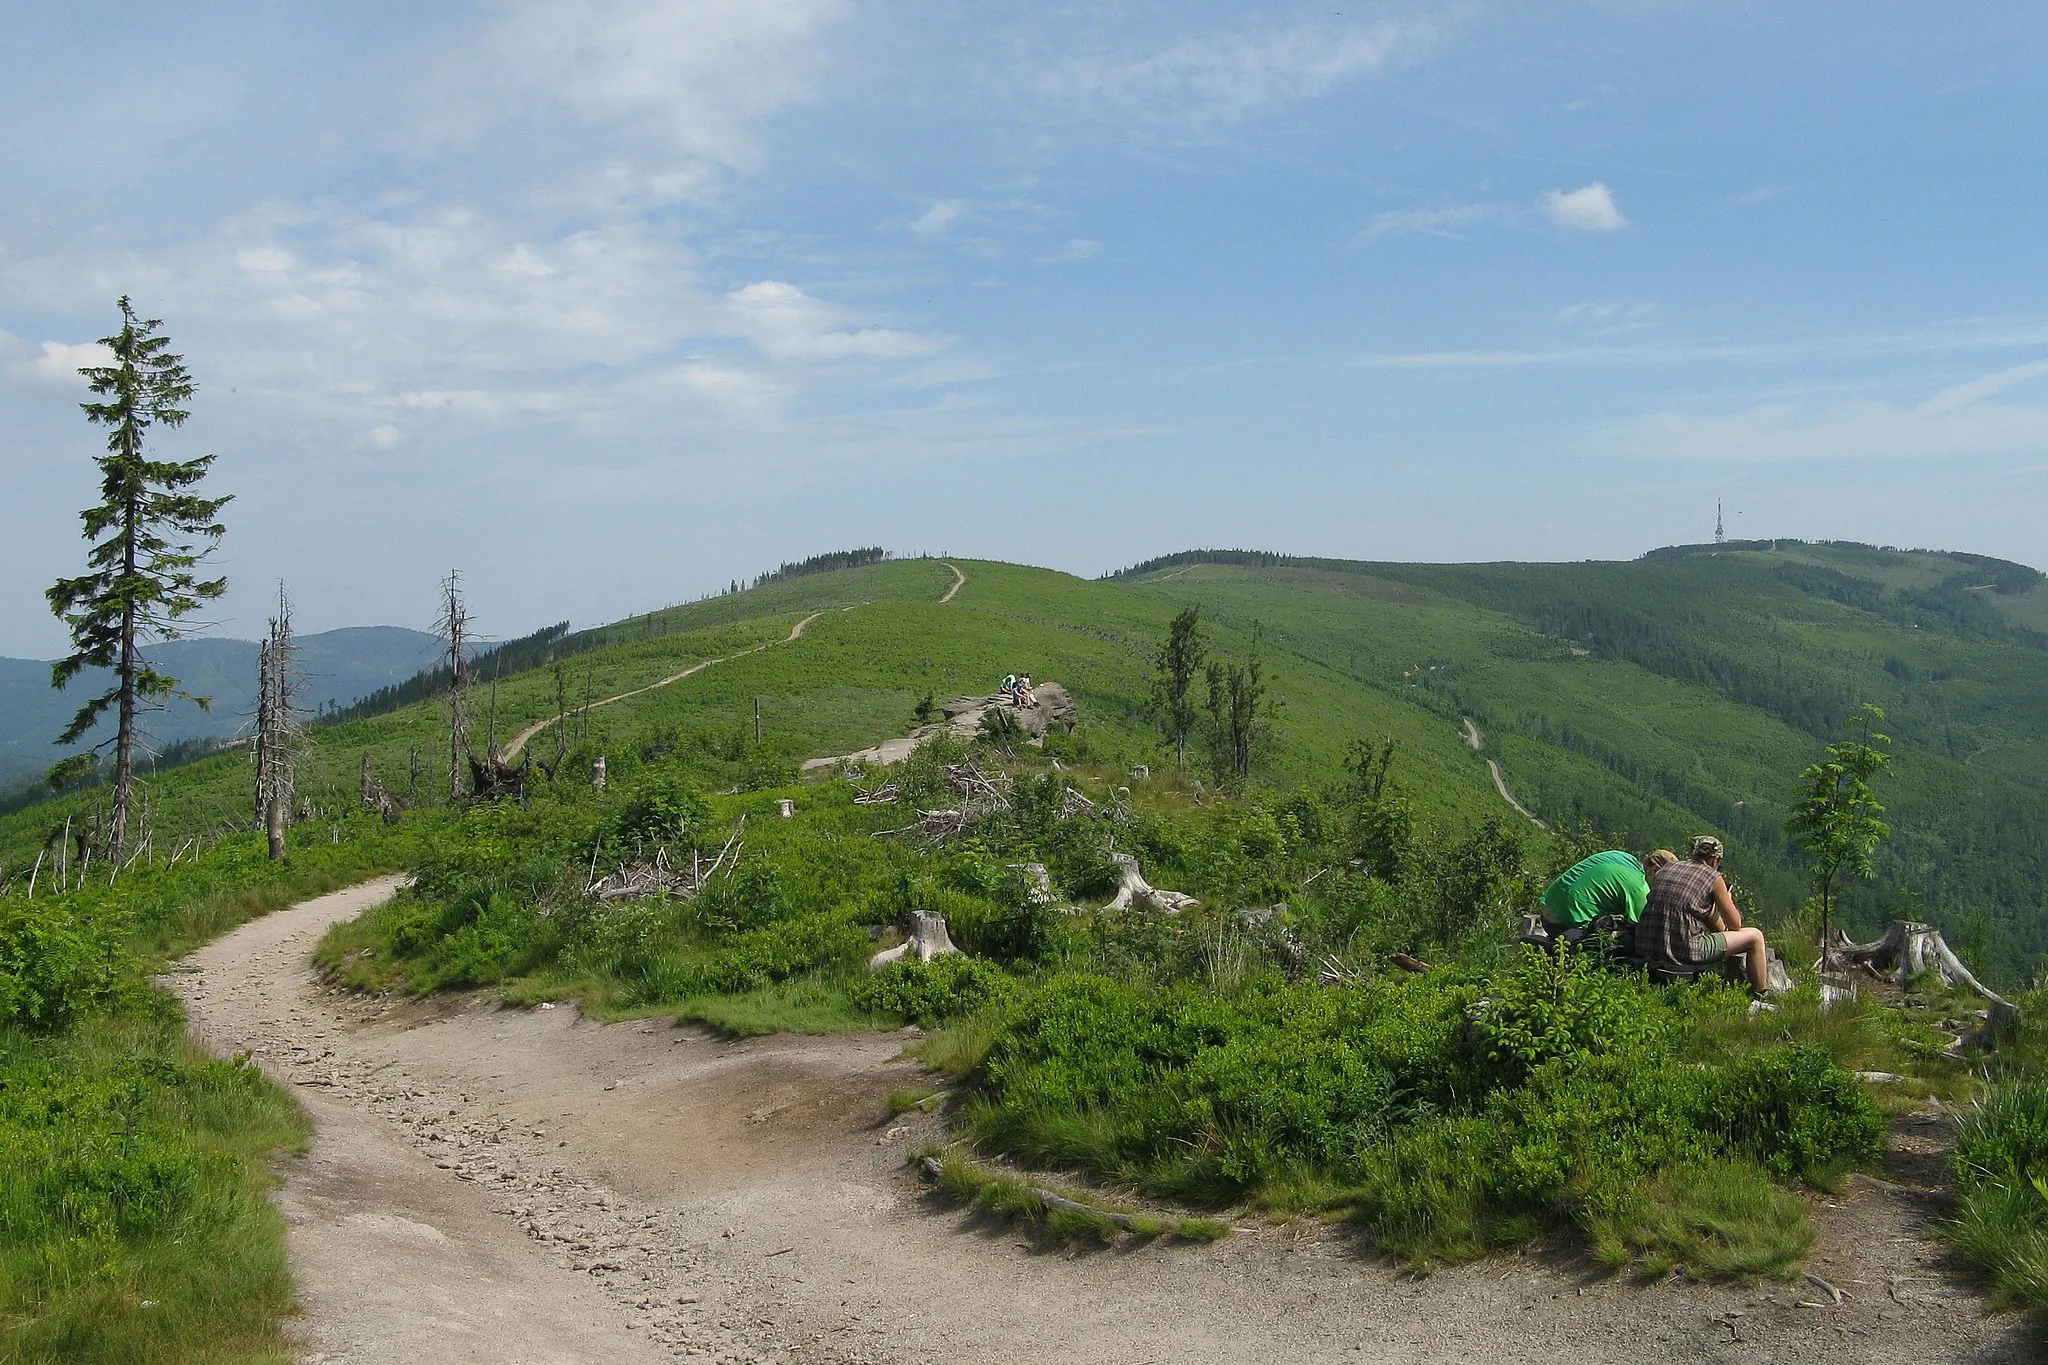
left=20, top=339, right=114, bottom=384
left=416, top=0, right=847, bottom=194
left=1915, top=356, right=2048, bottom=415
left=366, top=424, right=401, bottom=451
left=1049, top=19, right=1434, bottom=122
left=724, top=281, right=947, bottom=363
left=1541, top=182, right=1627, bottom=232
left=911, top=200, right=967, bottom=236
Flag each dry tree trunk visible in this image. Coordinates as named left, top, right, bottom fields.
left=439, top=571, right=471, bottom=803
left=360, top=751, right=405, bottom=824
left=1105, top=853, right=1200, bottom=913
left=1832, top=920, right=2020, bottom=1040
left=869, top=910, right=960, bottom=969
left=257, top=585, right=304, bottom=859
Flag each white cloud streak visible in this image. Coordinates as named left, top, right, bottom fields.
left=1593, top=357, right=2048, bottom=463
left=1047, top=18, right=1434, bottom=122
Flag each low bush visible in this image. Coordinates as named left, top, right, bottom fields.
left=0, top=898, right=131, bottom=1032
left=961, top=954, right=1882, bottom=1273
left=851, top=954, right=1014, bottom=1026
left=0, top=1012, right=309, bottom=1363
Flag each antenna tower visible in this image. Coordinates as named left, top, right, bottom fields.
left=1715, top=500, right=1725, bottom=545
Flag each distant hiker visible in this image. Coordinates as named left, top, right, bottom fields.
left=1540, top=850, right=1652, bottom=930
left=1637, top=836, right=1774, bottom=996
left=1016, top=674, right=1035, bottom=706
left=1000, top=673, right=1019, bottom=702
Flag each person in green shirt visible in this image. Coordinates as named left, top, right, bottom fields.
left=1540, top=849, right=1670, bottom=928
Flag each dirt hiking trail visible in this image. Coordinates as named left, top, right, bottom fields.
left=169, top=881, right=2030, bottom=1364
left=1463, top=717, right=1545, bottom=829
left=503, top=562, right=965, bottom=765
left=501, top=613, right=827, bottom=763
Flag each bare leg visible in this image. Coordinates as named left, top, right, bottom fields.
left=1725, top=926, right=1769, bottom=992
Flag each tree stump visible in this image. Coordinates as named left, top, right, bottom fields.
left=1831, top=920, right=2019, bottom=1041
left=1105, top=853, right=1199, bottom=913
left=869, top=910, right=960, bottom=969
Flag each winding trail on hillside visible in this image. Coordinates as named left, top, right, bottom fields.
left=500, top=612, right=827, bottom=763
left=170, top=881, right=2027, bottom=1364
left=1463, top=717, right=1545, bottom=829
left=502, top=566, right=966, bottom=764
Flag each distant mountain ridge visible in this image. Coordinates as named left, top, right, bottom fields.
left=0, top=627, right=442, bottom=787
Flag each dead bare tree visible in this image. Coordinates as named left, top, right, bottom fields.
left=253, top=583, right=304, bottom=859
left=552, top=660, right=569, bottom=775
left=360, top=750, right=404, bottom=824
left=437, top=571, right=472, bottom=802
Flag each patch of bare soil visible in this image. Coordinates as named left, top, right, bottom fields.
left=168, top=880, right=2035, bottom=1364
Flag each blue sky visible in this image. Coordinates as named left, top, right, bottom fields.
left=3, top=2, right=2045, bottom=652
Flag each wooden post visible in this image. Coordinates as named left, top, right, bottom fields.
left=592, top=755, right=607, bottom=793
left=407, top=746, right=419, bottom=802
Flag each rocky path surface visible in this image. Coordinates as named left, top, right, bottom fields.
left=170, top=880, right=2031, bottom=1364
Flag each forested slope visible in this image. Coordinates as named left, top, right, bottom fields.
left=1116, top=541, right=2048, bottom=976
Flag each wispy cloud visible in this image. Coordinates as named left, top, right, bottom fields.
left=1592, top=357, right=2048, bottom=463
left=1365, top=183, right=1627, bottom=240
left=1541, top=182, right=1627, bottom=232
left=1045, top=18, right=1435, bottom=123
left=724, top=281, right=948, bottom=363
left=1039, top=238, right=1101, bottom=264
left=910, top=199, right=968, bottom=236
left=411, top=0, right=847, bottom=198
left=1350, top=322, right=2048, bottom=370
left=1362, top=203, right=1504, bottom=239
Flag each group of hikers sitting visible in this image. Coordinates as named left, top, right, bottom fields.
left=1538, top=835, right=1778, bottom=998
left=999, top=673, right=1036, bottom=706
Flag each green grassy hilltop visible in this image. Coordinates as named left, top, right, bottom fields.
left=9, top=539, right=2039, bottom=978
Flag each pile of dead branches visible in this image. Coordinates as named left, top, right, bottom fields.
left=586, top=820, right=745, bottom=902
left=876, top=808, right=975, bottom=845
left=852, top=780, right=900, bottom=805
left=945, top=760, right=1012, bottom=814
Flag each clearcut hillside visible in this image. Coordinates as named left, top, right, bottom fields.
left=4, top=541, right=2040, bottom=978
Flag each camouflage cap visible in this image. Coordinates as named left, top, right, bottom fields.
left=1690, top=835, right=1725, bottom=860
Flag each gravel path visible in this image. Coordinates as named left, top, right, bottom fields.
left=168, top=880, right=2032, bottom=1364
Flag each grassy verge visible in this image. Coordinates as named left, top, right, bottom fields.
left=0, top=1007, right=311, bottom=1363
left=0, top=820, right=418, bottom=1361
left=1946, top=994, right=2048, bottom=1318
left=917, top=1148, right=1229, bottom=1246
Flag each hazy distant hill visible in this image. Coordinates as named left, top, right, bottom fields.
left=0, top=627, right=441, bottom=786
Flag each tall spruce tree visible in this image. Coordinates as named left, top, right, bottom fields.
left=46, top=298, right=231, bottom=859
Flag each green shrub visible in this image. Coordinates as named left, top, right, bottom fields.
left=1955, top=1078, right=2048, bottom=1192
left=0, top=899, right=131, bottom=1032
left=851, top=955, right=1014, bottom=1026
left=1473, top=945, right=1674, bottom=1088
left=1711, top=1045, right=1884, bottom=1182
left=611, top=775, right=711, bottom=849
